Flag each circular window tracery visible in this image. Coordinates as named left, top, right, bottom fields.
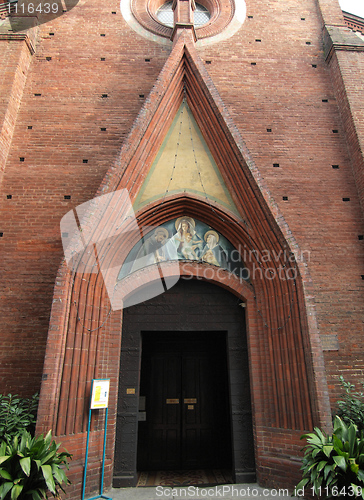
left=194, top=3, right=211, bottom=26
left=156, top=1, right=174, bottom=27
left=130, top=0, right=237, bottom=41
left=156, top=0, right=211, bottom=28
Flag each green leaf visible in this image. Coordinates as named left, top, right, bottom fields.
left=41, top=464, right=56, bottom=494
left=12, top=436, right=18, bottom=450
left=308, top=435, right=325, bottom=446
left=348, top=424, right=357, bottom=455
left=357, top=469, right=364, bottom=481
left=323, top=445, right=334, bottom=457
left=333, top=455, right=347, bottom=471
left=44, top=431, right=52, bottom=448
left=11, top=484, right=23, bottom=500
left=324, top=463, right=334, bottom=480
left=350, top=461, right=359, bottom=474
left=0, top=425, right=71, bottom=500
left=307, top=462, right=318, bottom=472
left=0, top=469, right=12, bottom=480
left=315, top=427, right=328, bottom=442
left=317, top=460, right=328, bottom=472
left=40, top=451, right=56, bottom=466
left=350, top=484, right=363, bottom=498
left=0, top=482, right=13, bottom=500
left=28, top=489, right=45, bottom=500
left=20, top=456, right=31, bottom=476
left=295, top=478, right=309, bottom=491
left=51, top=464, right=66, bottom=485
left=20, top=431, right=30, bottom=451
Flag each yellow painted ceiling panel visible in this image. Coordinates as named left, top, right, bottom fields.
left=134, top=102, right=239, bottom=216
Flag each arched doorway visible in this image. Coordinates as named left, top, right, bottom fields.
left=113, top=278, right=255, bottom=487
left=35, top=29, right=332, bottom=495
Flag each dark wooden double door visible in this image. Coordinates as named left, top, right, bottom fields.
left=137, top=332, right=232, bottom=471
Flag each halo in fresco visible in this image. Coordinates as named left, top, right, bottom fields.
left=118, top=216, right=249, bottom=282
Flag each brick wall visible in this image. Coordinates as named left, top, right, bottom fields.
left=0, top=2, right=169, bottom=394
left=195, top=0, right=364, bottom=407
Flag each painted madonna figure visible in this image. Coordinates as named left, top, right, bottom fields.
left=171, top=217, right=203, bottom=260
left=118, top=217, right=249, bottom=282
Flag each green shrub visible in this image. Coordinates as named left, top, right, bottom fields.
left=0, top=395, right=39, bottom=442
left=336, top=376, right=364, bottom=432
left=295, top=416, right=364, bottom=499
left=0, top=429, right=72, bottom=500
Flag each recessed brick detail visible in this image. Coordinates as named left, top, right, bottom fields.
left=320, top=334, right=339, bottom=351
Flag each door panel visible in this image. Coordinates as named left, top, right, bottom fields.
left=138, top=332, right=231, bottom=471
left=182, top=355, right=214, bottom=468
left=148, top=354, right=181, bottom=469
left=115, top=279, right=255, bottom=488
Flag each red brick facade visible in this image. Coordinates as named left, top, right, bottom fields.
left=0, top=0, right=363, bottom=496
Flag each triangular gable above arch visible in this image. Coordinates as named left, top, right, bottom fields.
left=133, top=101, right=240, bottom=215
left=93, top=30, right=330, bottom=432
left=38, top=29, right=331, bottom=457
left=100, top=31, right=255, bottom=224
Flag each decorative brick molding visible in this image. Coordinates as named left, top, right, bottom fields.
left=0, top=33, right=36, bottom=54
left=324, top=25, right=364, bottom=62
left=343, top=11, right=364, bottom=35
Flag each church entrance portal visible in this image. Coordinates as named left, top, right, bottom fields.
left=113, top=278, right=255, bottom=487
left=137, top=332, right=231, bottom=470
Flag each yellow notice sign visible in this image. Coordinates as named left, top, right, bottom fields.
left=90, top=379, right=110, bottom=409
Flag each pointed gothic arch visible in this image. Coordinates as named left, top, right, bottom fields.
left=36, top=29, right=332, bottom=496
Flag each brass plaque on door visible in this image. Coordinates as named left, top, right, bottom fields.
left=184, top=398, right=197, bottom=404
left=187, top=405, right=194, bottom=410
left=166, top=399, right=179, bottom=404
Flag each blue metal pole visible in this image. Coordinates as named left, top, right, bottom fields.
left=82, top=407, right=92, bottom=500
left=100, top=407, right=108, bottom=496
left=82, top=379, right=111, bottom=500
